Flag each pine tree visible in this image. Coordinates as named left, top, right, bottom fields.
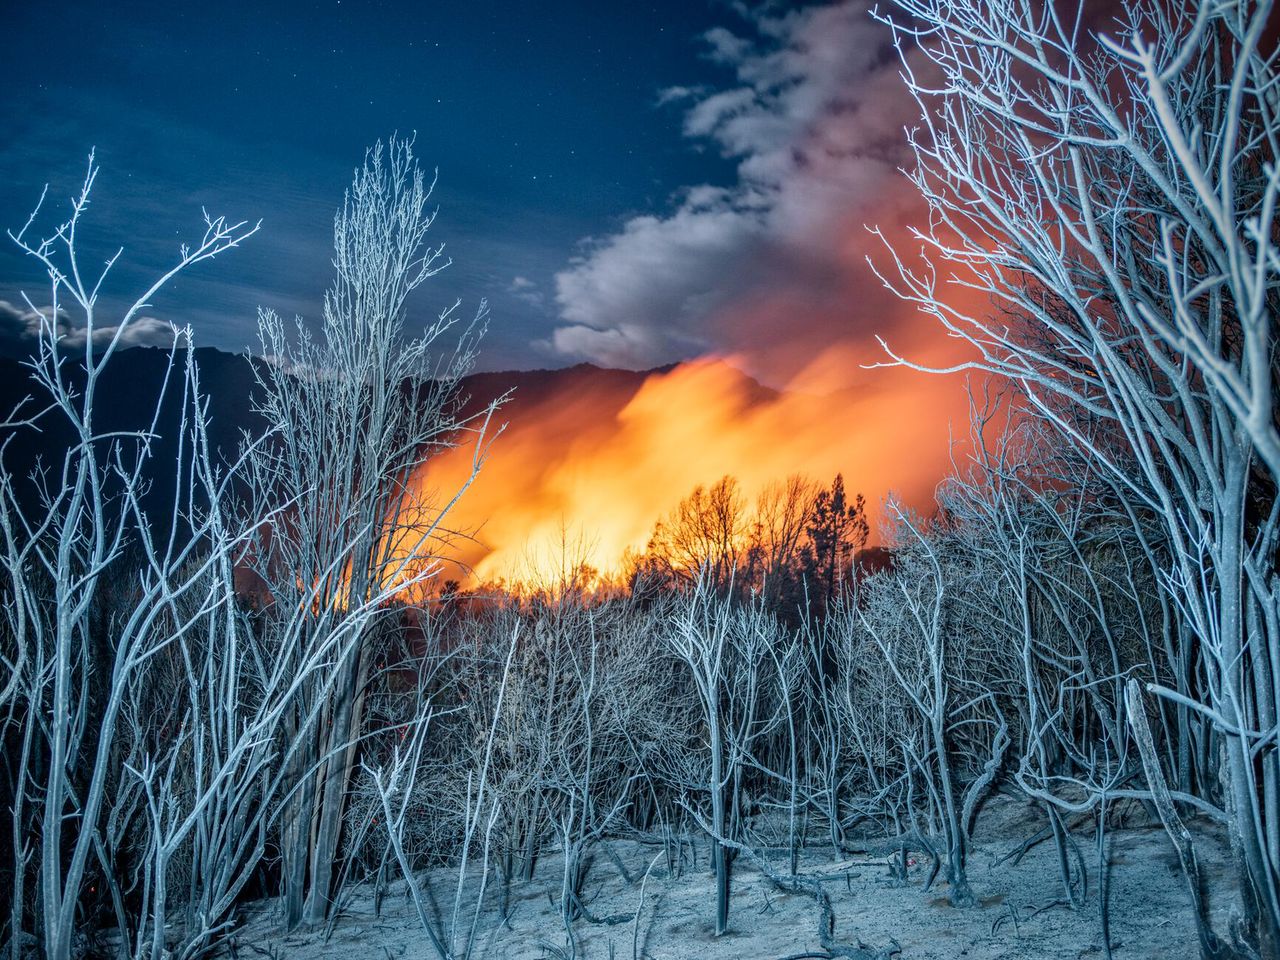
left=802, top=473, right=868, bottom=616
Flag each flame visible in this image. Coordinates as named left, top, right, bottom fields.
left=407, top=337, right=969, bottom=592
left=370, top=143, right=1001, bottom=597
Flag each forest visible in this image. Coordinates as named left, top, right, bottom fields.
left=1, top=1, right=1277, bottom=959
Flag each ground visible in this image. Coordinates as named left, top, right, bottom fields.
left=233, top=796, right=1235, bottom=959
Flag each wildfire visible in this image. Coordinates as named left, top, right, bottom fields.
left=404, top=343, right=967, bottom=592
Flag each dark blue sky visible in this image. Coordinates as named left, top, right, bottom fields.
left=0, top=0, right=755, bottom=369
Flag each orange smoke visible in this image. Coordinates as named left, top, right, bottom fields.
left=410, top=334, right=969, bottom=590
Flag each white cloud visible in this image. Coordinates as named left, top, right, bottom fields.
left=553, top=191, right=767, bottom=367
left=65, top=315, right=179, bottom=349
left=507, top=275, right=546, bottom=308
left=0, top=299, right=179, bottom=352
left=655, top=85, right=703, bottom=107
left=0, top=300, right=65, bottom=341
left=549, top=1, right=921, bottom=368
left=703, top=26, right=753, bottom=65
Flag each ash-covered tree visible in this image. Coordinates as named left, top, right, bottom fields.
left=872, top=0, right=1280, bottom=954
left=242, top=135, right=500, bottom=927
left=0, top=153, right=356, bottom=960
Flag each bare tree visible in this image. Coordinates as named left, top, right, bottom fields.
left=854, top=501, right=1006, bottom=907
left=746, top=474, right=818, bottom=606
left=872, top=1, right=1279, bottom=953
left=242, top=134, right=500, bottom=926
left=0, top=153, right=258, bottom=960
left=647, top=476, right=747, bottom=592
left=664, top=577, right=787, bottom=936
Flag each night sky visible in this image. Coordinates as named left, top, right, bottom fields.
left=1, top=1, right=933, bottom=382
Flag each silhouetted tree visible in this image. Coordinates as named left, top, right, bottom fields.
left=646, top=475, right=746, bottom=592
left=744, top=475, right=817, bottom=609
left=802, top=474, right=868, bottom=617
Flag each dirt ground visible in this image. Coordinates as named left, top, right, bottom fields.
left=234, top=795, right=1236, bottom=959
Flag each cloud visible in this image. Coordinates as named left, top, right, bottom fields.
left=65, top=315, right=179, bottom=349
left=0, top=299, right=179, bottom=356
left=549, top=1, right=926, bottom=373
left=507, top=275, right=546, bottom=308
left=0, top=300, right=54, bottom=342
left=552, top=187, right=769, bottom=367
left=703, top=26, right=754, bottom=65
left=654, top=85, right=704, bottom=107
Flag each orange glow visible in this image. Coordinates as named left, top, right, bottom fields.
left=404, top=335, right=970, bottom=593
left=366, top=153, right=1001, bottom=596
